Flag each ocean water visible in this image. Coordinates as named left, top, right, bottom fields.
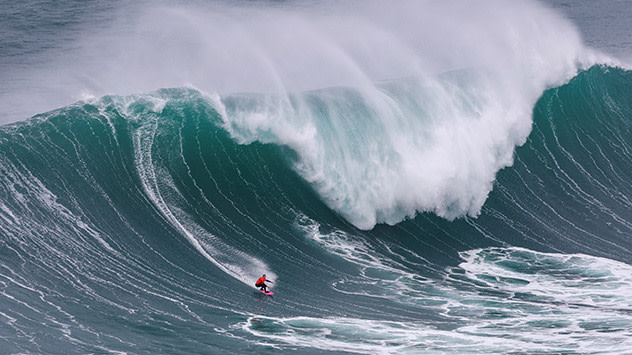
left=1, top=0, right=631, bottom=354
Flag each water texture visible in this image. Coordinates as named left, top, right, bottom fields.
left=0, top=0, right=631, bottom=353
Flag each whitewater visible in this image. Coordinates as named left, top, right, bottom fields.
left=1, top=0, right=631, bottom=353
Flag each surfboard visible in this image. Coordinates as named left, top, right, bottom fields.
left=260, top=289, right=274, bottom=296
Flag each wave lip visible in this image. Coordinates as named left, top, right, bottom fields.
left=208, top=0, right=603, bottom=229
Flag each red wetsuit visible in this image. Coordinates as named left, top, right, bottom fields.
left=255, top=276, right=271, bottom=292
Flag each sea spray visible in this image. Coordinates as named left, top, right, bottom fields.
left=196, top=0, right=596, bottom=229
left=0, top=0, right=606, bottom=230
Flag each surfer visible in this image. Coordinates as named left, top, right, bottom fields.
left=255, top=274, right=273, bottom=293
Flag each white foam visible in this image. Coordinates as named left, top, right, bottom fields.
left=238, top=314, right=577, bottom=354
left=457, top=247, right=632, bottom=309
left=194, top=0, right=604, bottom=229
left=297, top=219, right=632, bottom=353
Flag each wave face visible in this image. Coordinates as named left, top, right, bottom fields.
left=1, top=64, right=631, bottom=353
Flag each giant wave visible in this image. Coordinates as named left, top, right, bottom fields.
left=1, top=65, right=631, bottom=353
left=1, top=0, right=631, bottom=353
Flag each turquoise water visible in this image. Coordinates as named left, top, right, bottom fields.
left=1, top=1, right=631, bottom=354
